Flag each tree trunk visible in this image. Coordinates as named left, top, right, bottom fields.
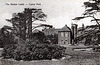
left=27, top=11, right=32, bottom=41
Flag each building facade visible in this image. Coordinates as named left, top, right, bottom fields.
left=58, top=25, right=71, bottom=47
left=43, top=25, right=72, bottom=47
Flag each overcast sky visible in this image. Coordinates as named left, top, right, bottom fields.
left=0, top=0, right=98, bottom=28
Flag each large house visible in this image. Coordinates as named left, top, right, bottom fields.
left=42, top=25, right=76, bottom=47
left=58, top=25, right=71, bottom=47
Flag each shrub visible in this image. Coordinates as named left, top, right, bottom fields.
left=1, top=30, right=66, bottom=61
left=2, top=41, right=66, bottom=61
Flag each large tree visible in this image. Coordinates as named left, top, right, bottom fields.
left=73, top=0, right=100, bottom=25
left=72, top=0, right=100, bottom=45
left=6, top=8, right=47, bottom=41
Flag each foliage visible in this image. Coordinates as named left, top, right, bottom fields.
left=0, top=8, right=66, bottom=61
left=72, top=0, right=100, bottom=45
left=46, top=34, right=58, bottom=44
left=92, top=46, right=100, bottom=52
left=31, top=31, right=51, bottom=44
left=32, top=24, right=53, bottom=30
left=72, top=0, right=100, bottom=25
left=74, top=26, right=100, bottom=45
left=6, top=8, right=47, bottom=40
left=0, top=26, right=17, bottom=47
left=2, top=41, right=66, bottom=61
left=0, top=27, right=66, bottom=61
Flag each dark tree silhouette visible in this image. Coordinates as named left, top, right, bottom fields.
left=1, top=8, right=66, bottom=61
left=73, top=0, right=100, bottom=25
left=6, top=8, right=47, bottom=41
left=72, top=0, right=100, bottom=45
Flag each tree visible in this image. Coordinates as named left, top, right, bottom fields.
left=72, top=0, right=100, bottom=45
left=73, top=0, right=100, bottom=24
left=0, top=26, right=19, bottom=47
left=6, top=8, right=47, bottom=41
left=32, top=24, right=53, bottom=30
left=46, top=34, right=58, bottom=44
left=1, top=8, right=66, bottom=60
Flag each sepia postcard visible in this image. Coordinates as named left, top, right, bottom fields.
left=0, top=0, right=100, bottom=65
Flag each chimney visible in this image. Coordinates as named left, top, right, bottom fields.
left=71, top=23, right=78, bottom=39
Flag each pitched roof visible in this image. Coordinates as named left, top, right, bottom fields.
left=59, top=25, right=71, bottom=32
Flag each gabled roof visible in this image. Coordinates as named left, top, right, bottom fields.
left=59, top=25, right=71, bottom=32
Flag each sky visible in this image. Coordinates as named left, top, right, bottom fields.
left=0, top=0, right=99, bottom=29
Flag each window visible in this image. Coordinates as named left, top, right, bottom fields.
left=60, top=32, right=68, bottom=37
left=61, top=32, right=64, bottom=37
left=65, top=32, right=68, bottom=37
